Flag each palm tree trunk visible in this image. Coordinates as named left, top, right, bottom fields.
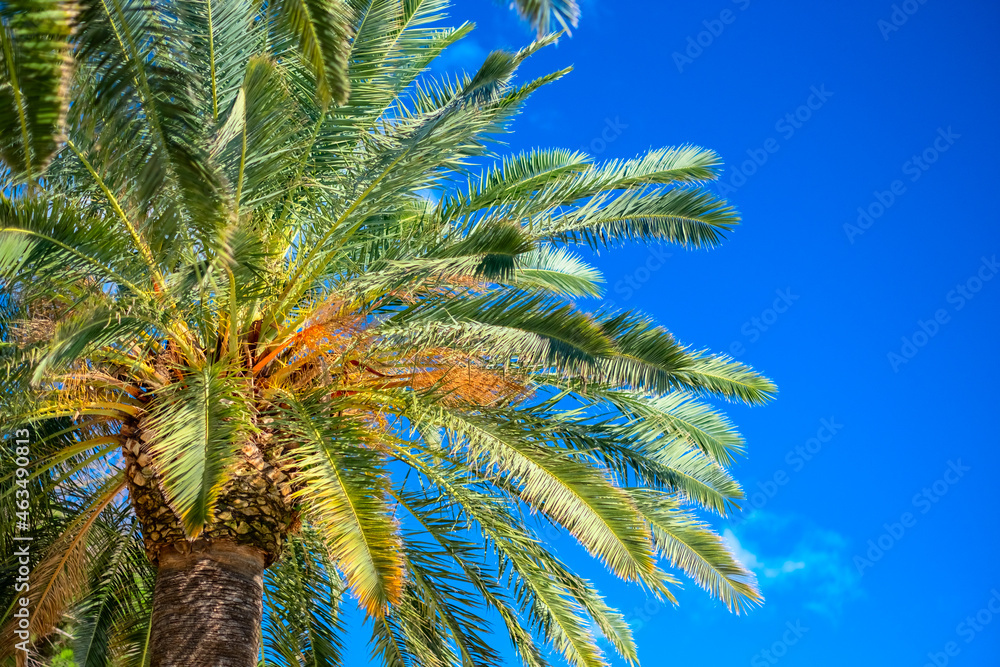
left=149, top=541, right=266, bottom=667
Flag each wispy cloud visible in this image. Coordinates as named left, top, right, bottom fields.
left=765, top=559, right=806, bottom=579
left=723, top=528, right=763, bottom=570
left=724, top=512, right=862, bottom=619
left=724, top=530, right=806, bottom=579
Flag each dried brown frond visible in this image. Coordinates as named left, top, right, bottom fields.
left=8, top=316, right=57, bottom=346
left=410, top=365, right=530, bottom=407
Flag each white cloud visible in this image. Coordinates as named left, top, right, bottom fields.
left=722, top=528, right=762, bottom=570
left=724, top=529, right=806, bottom=579
left=723, top=512, right=862, bottom=619
left=764, top=560, right=806, bottom=578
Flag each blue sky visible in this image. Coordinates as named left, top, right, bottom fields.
left=349, top=1, right=1000, bottom=664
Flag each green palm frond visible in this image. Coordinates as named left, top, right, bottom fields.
left=508, top=0, right=580, bottom=36
left=630, top=488, right=762, bottom=614
left=437, top=148, right=591, bottom=222
left=0, top=0, right=75, bottom=183
left=670, top=349, right=779, bottom=405
left=603, top=389, right=747, bottom=466
left=409, top=402, right=655, bottom=583
left=644, top=450, right=744, bottom=516
left=0, top=195, right=142, bottom=294
left=0, top=472, right=125, bottom=658
left=263, top=529, right=348, bottom=667
left=276, top=0, right=354, bottom=107
left=392, top=487, right=553, bottom=667
left=278, top=391, right=406, bottom=616
left=145, top=360, right=253, bottom=536
left=515, top=245, right=604, bottom=298
left=385, top=289, right=614, bottom=370
left=571, top=145, right=726, bottom=192
left=589, top=310, right=777, bottom=403
left=71, top=510, right=155, bottom=667
left=539, top=185, right=740, bottom=250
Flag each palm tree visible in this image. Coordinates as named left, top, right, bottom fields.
left=0, top=0, right=775, bottom=666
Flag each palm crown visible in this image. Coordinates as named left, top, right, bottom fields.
left=0, top=0, right=775, bottom=665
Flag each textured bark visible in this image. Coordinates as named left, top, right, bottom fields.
left=149, top=541, right=265, bottom=667
left=121, top=420, right=299, bottom=567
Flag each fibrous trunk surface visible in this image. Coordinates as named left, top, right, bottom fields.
left=149, top=541, right=266, bottom=667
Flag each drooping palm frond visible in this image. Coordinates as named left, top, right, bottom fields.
left=505, top=0, right=580, bottom=36
left=0, top=0, right=76, bottom=184
left=0, top=1, right=774, bottom=665
left=276, top=391, right=407, bottom=616
left=629, top=489, right=762, bottom=614
left=70, top=506, right=155, bottom=667
left=145, top=360, right=255, bottom=536
left=277, top=0, right=355, bottom=107
left=263, top=529, right=348, bottom=667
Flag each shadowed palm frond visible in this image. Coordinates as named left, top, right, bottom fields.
left=507, top=0, right=580, bottom=36
left=0, top=0, right=76, bottom=183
